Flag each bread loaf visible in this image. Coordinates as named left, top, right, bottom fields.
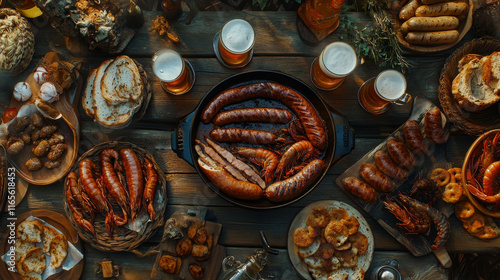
left=100, top=55, right=143, bottom=105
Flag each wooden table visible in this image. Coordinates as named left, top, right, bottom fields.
left=0, top=10, right=497, bottom=280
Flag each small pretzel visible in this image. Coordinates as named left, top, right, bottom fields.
left=442, top=182, right=464, bottom=203
left=472, top=226, right=500, bottom=240
left=448, top=167, right=462, bottom=183
left=455, top=200, right=475, bottom=219
left=431, top=168, right=451, bottom=187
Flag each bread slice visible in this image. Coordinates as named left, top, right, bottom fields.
left=49, top=234, right=68, bottom=269
left=18, top=247, right=46, bottom=274
left=19, top=271, right=42, bottom=280
left=100, top=55, right=143, bottom=105
left=42, top=225, right=60, bottom=253
left=458, top=54, right=483, bottom=72
left=485, top=51, right=500, bottom=95
left=82, top=68, right=97, bottom=117
left=16, top=220, right=43, bottom=243
left=14, top=239, right=36, bottom=262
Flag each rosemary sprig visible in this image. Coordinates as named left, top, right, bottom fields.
left=340, top=1, right=411, bottom=73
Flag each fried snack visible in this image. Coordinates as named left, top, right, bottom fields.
left=349, top=231, right=369, bottom=255
left=335, top=248, right=358, bottom=268
left=462, top=213, right=486, bottom=234
left=324, top=220, right=349, bottom=247
left=175, top=238, right=193, bottom=258
left=455, top=200, right=475, bottom=219
left=306, top=206, right=331, bottom=228
left=316, top=242, right=336, bottom=259
left=297, top=239, right=321, bottom=258
left=430, top=168, right=451, bottom=187
left=330, top=208, right=349, bottom=221
left=343, top=216, right=360, bottom=235
left=448, top=167, right=462, bottom=183
left=192, top=244, right=210, bottom=261
left=17, top=220, right=44, bottom=243
left=159, top=255, right=182, bottom=274
left=188, top=262, right=205, bottom=280
left=187, top=223, right=200, bottom=240
left=193, top=227, right=208, bottom=245
left=293, top=226, right=319, bottom=247
left=442, top=182, right=464, bottom=203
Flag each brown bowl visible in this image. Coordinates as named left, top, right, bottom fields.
left=393, top=0, right=473, bottom=53
left=462, top=129, right=500, bottom=217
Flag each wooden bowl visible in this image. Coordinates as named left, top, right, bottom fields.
left=462, top=129, right=500, bottom=217
left=393, top=0, right=473, bottom=53
left=438, top=36, right=500, bottom=135
left=64, top=141, right=167, bottom=252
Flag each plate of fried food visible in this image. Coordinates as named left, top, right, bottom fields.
left=391, top=0, right=473, bottom=52
left=288, top=201, right=374, bottom=280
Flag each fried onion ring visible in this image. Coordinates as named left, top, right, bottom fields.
left=430, top=168, right=451, bottom=187
left=307, top=206, right=331, bottom=228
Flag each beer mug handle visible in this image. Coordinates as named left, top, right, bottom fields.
left=393, top=93, right=411, bottom=106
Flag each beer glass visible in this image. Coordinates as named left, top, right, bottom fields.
left=310, top=42, right=358, bottom=91
left=357, top=70, right=411, bottom=114
left=214, top=19, right=255, bottom=68
left=152, top=49, right=195, bottom=95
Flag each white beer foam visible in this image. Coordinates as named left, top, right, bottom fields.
left=321, top=42, right=357, bottom=76
left=375, top=70, right=406, bottom=101
left=152, top=49, right=184, bottom=82
left=221, top=19, right=255, bottom=53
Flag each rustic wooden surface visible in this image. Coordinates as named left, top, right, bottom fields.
left=0, top=10, right=494, bottom=279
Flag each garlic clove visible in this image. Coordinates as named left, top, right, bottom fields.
left=13, top=82, right=32, bottom=102
left=40, top=82, right=59, bottom=103
left=33, top=67, right=50, bottom=84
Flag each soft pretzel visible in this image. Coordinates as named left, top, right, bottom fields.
left=448, top=167, right=462, bottom=183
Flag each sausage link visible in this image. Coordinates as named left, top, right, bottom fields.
left=266, top=159, right=325, bottom=202
left=374, top=151, right=409, bottom=181
left=424, top=107, right=446, bottom=144
left=213, top=108, right=293, bottom=126
left=403, top=120, right=426, bottom=155
left=400, top=16, right=459, bottom=33
left=399, top=0, right=421, bottom=21
left=415, top=2, right=468, bottom=17
left=201, top=82, right=327, bottom=150
left=342, top=177, right=378, bottom=203
left=405, top=30, right=459, bottom=45
left=387, top=138, right=416, bottom=170
left=209, top=128, right=278, bottom=145
left=359, top=163, right=396, bottom=193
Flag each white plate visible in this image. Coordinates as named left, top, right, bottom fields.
left=288, top=200, right=374, bottom=280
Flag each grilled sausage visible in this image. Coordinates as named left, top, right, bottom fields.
left=387, top=138, right=416, bottom=170
left=424, top=107, right=446, bottom=144
left=374, top=150, right=409, bottom=181
left=342, top=177, right=379, bottom=203
left=201, top=82, right=327, bottom=150
left=209, top=128, right=279, bottom=145
left=399, top=0, right=421, bottom=20
left=213, top=108, right=293, bottom=126
left=415, top=2, right=468, bottom=17
left=359, top=163, right=396, bottom=193
left=403, top=120, right=426, bottom=155
left=405, top=30, right=459, bottom=45
left=400, top=16, right=459, bottom=33
left=266, top=159, right=325, bottom=202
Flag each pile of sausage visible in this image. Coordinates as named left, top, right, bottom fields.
left=397, top=0, right=469, bottom=45
left=197, top=82, right=327, bottom=203
left=342, top=108, right=446, bottom=203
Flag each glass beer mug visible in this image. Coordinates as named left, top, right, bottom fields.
left=310, top=42, right=359, bottom=91
left=214, top=19, right=255, bottom=68
left=152, top=49, right=195, bottom=95
left=357, top=69, right=411, bottom=114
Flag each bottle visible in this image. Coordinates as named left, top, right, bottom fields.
left=161, top=0, right=182, bottom=21
left=7, top=0, right=42, bottom=18
left=125, top=0, right=144, bottom=29
left=297, top=0, right=345, bottom=31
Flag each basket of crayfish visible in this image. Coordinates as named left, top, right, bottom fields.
left=463, top=129, right=500, bottom=218
left=63, top=141, right=167, bottom=252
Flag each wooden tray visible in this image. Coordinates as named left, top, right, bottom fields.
left=6, top=53, right=82, bottom=185
left=335, top=96, right=452, bottom=258
left=438, top=36, right=500, bottom=135
left=0, top=209, right=84, bottom=280
left=393, top=0, right=473, bottom=53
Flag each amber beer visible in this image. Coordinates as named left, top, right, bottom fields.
left=358, top=70, right=410, bottom=114
left=152, top=49, right=194, bottom=95
left=7, top=0, right=42, bottom=18
left=217, top=19, right=255, bottom=67
left=311, top=42, right=357, bottom=90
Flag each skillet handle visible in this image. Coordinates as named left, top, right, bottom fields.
left=329, top=108, right=355, bottom=162
left=171, top=110, right=196, bottom=166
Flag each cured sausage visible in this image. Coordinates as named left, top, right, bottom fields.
left=415, top=2, right=468, bottom=17
left=266, top=159, right=325, bottom=202
left=201, top=82, right=327, bottom=150
left=400, top=16, right=459, bottom=33
left=198, top=159, right=263, bottom=200
left=342, top=177, right=378, bottom=203
left=399, top=0, right=420, bottom=20
left=359, top=163, right=396, bottom=193
left=213, top=108, right=293, bottom=126
left=374, top=151, right=409, bottom=181
left=387, top=138, right=416, bottom=170
left=209, top=128, right=280, bottom=145
left=120, top=148, right=145, bottom=220
left=403, top=120, right=426, bottom=155
left=405, top=30, right=459, bottom=45
left=424, top=107, right=446, bottom=144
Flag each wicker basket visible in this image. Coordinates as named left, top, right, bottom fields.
left=64, top=141, right=167, bottom=252
left=438, top=36, right=500, bottom=135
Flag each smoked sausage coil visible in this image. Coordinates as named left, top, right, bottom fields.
left=387, top=138, right=416, bottom=170
left=213, top=108, right=293, bottom=126
left=201, top=82, right=327, bottom=150
left=266, top=159, right=325, bottom=202
left=209, top=128, right=279, bottom=145
left=342, top=177, right=378, bottom=203
left=374, top=150, right=409, bottom=181
left=403, top=120, right=426, bottom=155
left=359, top=163, right=396, bottom=193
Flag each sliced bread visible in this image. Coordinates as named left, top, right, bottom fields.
left=14, top=239, right=36, bottom=262
left=16, top=220, right=43, bottom=243
left=49, top=234, right=68, bottom=269
left=458, top=54, right=483, bottom=72
left=18, top=247, right=46, bottom=274
left=19, top=271, right=42, bottom=280
left=100, top=55, right=143, bottom=105
left=82, top=68, right=97, bottom=117
left=42, top=225, right=60, bottom=253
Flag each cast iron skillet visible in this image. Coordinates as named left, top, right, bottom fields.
left=172, top=71, right=355, bottom=209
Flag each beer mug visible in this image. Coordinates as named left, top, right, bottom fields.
left=152, top=49, right=195, bottom=95
left=310, top=42, right=358, bottom=91
left=357, top=70, right=411, bottom=114
left=214, top=19, right=255, bottom=68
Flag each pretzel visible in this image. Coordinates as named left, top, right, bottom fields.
left=454, top=200, right=475, bottom=219
left=430, top=168, right=451, bottom=187
left=442, top=182, right=464, bottom=203
left=448, top=167, right=462, bottom=183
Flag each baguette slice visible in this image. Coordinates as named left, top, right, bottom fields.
left=42, top=225, right=60, bottom=253
left=50, top=234, right=68, bottom=269
left=458, top=54, right=483, bottom=72
left=16, top=220, right=44, bottom=243
left=14, top=239, right=36, bottom=262
left=100, top=55, right=143, bottom=105
left=82, top=68, right=97, bottom=117
left=18, top=247, right=46, bottom=275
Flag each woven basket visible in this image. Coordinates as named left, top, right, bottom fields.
left=63, top=141, right=167, bottom=252
left=438, top=36, right=500, bottom=136
left=0, top=8, right=35, bottom=74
